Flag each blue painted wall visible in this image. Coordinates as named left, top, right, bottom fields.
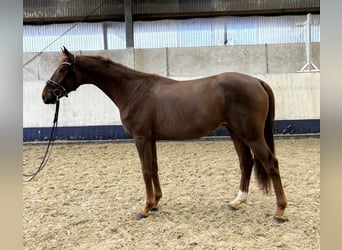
left=23, top=119, right=319, bottom=142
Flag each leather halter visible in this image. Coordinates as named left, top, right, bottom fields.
left=45, top=56, right=76, bottom=98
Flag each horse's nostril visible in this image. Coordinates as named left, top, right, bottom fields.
left=42, top=93, right=57, bottom=104
left=42, top=94, right=50, bottom=104
left=42, top=95, right=47, bottom=103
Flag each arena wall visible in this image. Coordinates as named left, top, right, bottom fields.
left=23, top=44, right=320, bottom=141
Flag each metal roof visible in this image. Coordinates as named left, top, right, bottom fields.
left=23, top=0, right=320, bottom=23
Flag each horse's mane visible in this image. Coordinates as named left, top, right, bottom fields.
left=61, top=54, right=163, bottom=80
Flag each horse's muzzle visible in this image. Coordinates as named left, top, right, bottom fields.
left=42, top=92, right=57, bottom=104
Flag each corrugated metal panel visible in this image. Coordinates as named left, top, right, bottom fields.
left=133, top=0, right=320, bottom=14
left=23, top=23, right=104, bottom=52
left=106, top=22, right=126, bottom=49
left=311, top=14, right=320, bottom=43
left=134, top=20, right=178, bottom=48
left=133, top=15, right=320, bottom=48
left=177, top=18, right=213, bottom=47
left=23, top=14, right=320, bottom=52
left=23, top=0, right=319, bottom=20
left=225, top=15, right=320, bottom=45
left=23, top=0, right=123, bottom=19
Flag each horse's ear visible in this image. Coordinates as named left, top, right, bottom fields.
left=61, top=46, right=74, bottom=60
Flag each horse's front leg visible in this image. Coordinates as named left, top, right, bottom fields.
left=151, top=139, right=162, bottom=211
left=135, top=136, right=154, bottom=219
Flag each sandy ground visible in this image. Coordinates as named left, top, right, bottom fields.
left=23, top=138, right=320, bottom=249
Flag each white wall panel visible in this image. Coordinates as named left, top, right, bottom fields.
left=23, top=83, right=121, bottom=127
left=23, top=73, right=319, bottom=128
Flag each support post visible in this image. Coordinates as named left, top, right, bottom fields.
left=102, top=22, right=108, bottom=50
left=124, top=0, right=134, bottom=48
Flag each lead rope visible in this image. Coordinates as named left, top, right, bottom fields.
left=23, top=99, right=60, bottom=181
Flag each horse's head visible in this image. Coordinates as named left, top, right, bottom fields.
left=42, top=46, right=78, bottom=104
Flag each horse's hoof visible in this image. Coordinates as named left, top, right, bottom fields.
left=136, top=213, right=148, bottom=220
left=273, top=215, right=289, bottom=223
left=227, top=203, right=240, bottom=211
left=228, top=204, right=238, bottom=211
left=150, top=207, right=158, bottom=212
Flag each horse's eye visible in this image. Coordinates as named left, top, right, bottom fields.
left=58, top=68, right=66, bottom=73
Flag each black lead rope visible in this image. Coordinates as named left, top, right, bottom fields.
left=23, top=99, right=60, bottom=182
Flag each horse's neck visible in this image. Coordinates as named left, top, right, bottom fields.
left=78, top=56, right=148, bottom=110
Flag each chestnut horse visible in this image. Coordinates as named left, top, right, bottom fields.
left=42, top=47, right=287, bottom=222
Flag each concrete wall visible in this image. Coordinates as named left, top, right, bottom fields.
left=134, top=43, right=320, bottom=76
left=23, top=72, right=320, bottom=127
left=23, top=43, right=320, bottom=138
left=23, top=43, right=320, bottom=80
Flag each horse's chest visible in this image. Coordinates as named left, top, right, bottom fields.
left=120, top=109, right=153, bottom=137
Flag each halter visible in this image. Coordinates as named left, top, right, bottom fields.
left=45, top=56, right=77, bottom=99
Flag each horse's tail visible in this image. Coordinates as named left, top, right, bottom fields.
left=254, top=79, right=275, bottom=194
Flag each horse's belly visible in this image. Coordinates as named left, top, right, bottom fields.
left=154, top=119, right=222, bottom=140
left=152, top=87, right=225, bottom=140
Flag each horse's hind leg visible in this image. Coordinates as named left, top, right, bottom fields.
left=151, top=139, right=162, bottom=211
left=248, top=138, right=288, bottom=222
left=228, top=133, right=254, bottom=210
